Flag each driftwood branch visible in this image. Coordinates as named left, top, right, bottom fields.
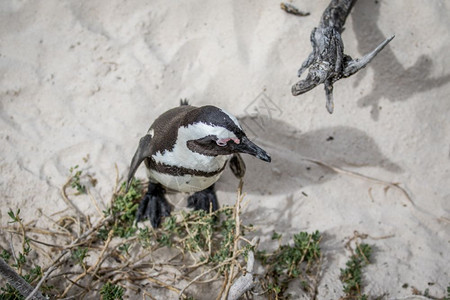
left=0, top=257, right=46, bottom=300
left=227, top=250, right=255, bottom=300
left=289, top=0, right=395, bottom=113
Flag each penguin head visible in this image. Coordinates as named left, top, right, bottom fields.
left=184, top=106, right=271, bottom=162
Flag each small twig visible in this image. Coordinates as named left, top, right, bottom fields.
left=369, top=233, right=395, bottom=240
left=50, top=207, right=72, bottom=217
left=215, top=271, right=229, bottom=300
left=113, top=163, right=121, bottom=194
left=38, top=208, right=73, bottom=237
left=1, top=226, right=72, bottom=237
left=388, top=296, right=442, bottom=300
left=18, top=216, right=27, bottom=273
left=26, top=214, right=113, bottom=298
left=309, top=253, right=323, bottom=299
left=8, top=233, right=18, bottom=267
left=143, top=291, right=157, bottom=300
left=25, top=251, right=69, bottom=300
left=61, top=175, right=88, bottom=238
left=25, top=242, right=53, bottom=262
left=88, top=189, right=103, bottom=217
left=129, top=275, right=185, bottom=298
left=86, top=253, right=112, bottom=292
left=280, top=2, right=310, bottom=16
left=223, top=179, right=244, bottom=300
left=61, top=176, right=86, bottom=218
left=344, top=231, right=367, bottom=254
left=178, top=257, right=236, bottom=298
left=47, top=271, right=84, bottom=280
left=355, top=242, right=370, bottom=265
left=302, top=157, right=414, bottom=205
left=438, top=216, right=450, bottom=224
left=192, top=272, right=221, bottom=284
left=78, top=214, right=114, bottom=241
left=64, top=276, right=89, bottom=291
left=61, top=229, right=114, bottom=297
left=8, top=233, right=64, bottom=249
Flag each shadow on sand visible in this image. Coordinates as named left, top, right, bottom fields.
left=216, top=116, right=401, bottom=195
left=351, top=0, right=450, bottom=120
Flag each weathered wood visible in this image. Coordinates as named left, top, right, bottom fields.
left=290, top=0, right=394, bottom=113
left=0, top=258, right=45, bottom=300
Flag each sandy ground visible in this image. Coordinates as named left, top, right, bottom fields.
left=1, top=0, right=449, bottom=299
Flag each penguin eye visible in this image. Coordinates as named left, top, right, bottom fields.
left=216, top=139, right=229, bottom=147
left=216, top=137, right=240, bottom=147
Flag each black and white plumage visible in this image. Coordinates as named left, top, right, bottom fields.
left=127, top=101, right=271, bottom=227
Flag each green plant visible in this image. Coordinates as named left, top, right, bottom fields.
left=0, top=249, right=11, bottom=262
left=0, top=209, right=46, bottom=299
left=7, top=209, right=31, bottom=272
left=101, top=179, right=141, bottom=239
left=256, top=230, right=322, bottom=298
left=137, top=206, right=239, bottom=268
left=69, top=165, right=87, bottom=194
left=0, top=168, right=327, bottom=300
left=71, top=247, right=89, bottom=266
left=100, top=282, right=124, bottom=300
left=0, top=283, right=24, bottom=300
left=8, top=208, right=22, bottom=223
left=118, top=243, right=131, bottom=256
left=340, top=243, right=372, bottom=299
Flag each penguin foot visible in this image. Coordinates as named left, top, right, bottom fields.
left=136, top=183, right=171, bottom=228
left=187, top=185, right=219, bottom=213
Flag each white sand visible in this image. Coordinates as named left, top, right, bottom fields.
left=1, top=0, right=449, bottom=298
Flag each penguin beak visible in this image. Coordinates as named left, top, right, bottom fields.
left=235, top=136, right=271, bottom=162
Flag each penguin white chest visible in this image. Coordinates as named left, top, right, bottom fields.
left=148, top=170, right=224, bottom=193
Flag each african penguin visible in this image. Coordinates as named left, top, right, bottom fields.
left=127, top=100, right=271, bottom=227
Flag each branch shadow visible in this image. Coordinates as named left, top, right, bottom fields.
left=216, top=116, right=401, bottom=195
left=351, top=0, right=450, bottom=120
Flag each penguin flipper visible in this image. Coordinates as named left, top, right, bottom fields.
left=136, top=182, right=171, bottom=228
left=229, top=153, right=246, bottom=179
left=127, top=134, right=153, bottom=191
left=187, top=184, right=219, bottom=213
